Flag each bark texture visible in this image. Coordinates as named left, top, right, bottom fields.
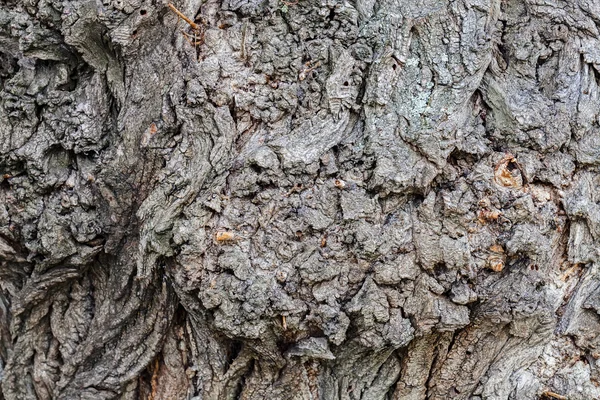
left=1, top=0, right=600, bottom=398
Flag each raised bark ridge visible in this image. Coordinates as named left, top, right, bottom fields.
left=1, top=0, right=600, bottom=398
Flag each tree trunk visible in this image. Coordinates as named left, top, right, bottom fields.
left=1, top=0, right=599, bottom=398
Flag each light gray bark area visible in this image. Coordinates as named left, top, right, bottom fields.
left=1, top=0, right=600, bottom=398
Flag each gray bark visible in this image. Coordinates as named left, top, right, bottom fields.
left=1, top=0, right=600, bottom=398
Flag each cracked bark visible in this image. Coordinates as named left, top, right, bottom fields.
left=1, top=0, right=600, bottom=398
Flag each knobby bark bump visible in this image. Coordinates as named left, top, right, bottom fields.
left=1, top=0, right=600, bottom=398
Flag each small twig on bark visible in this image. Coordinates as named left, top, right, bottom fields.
left=542, top=391, right=568, bottom=400
left=240, top=22, right=248, bottom=61
left=168, top=3, right=205, bottom=48
left=168, top=3, right=200, bottom=30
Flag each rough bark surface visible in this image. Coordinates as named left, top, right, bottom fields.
left=1, top=0, right=600, bottom=398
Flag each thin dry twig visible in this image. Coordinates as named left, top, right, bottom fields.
left=168, top=3, right=200, bottom=30
left=167, top=3, right=205, bottom=49
left=542, top=391, right=568, bottom=400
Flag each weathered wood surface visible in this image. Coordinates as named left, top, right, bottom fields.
left=1, top=0, right=600, bottom=398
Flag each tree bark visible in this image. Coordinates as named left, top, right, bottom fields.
left=1, top=0, right=600, bottom=398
